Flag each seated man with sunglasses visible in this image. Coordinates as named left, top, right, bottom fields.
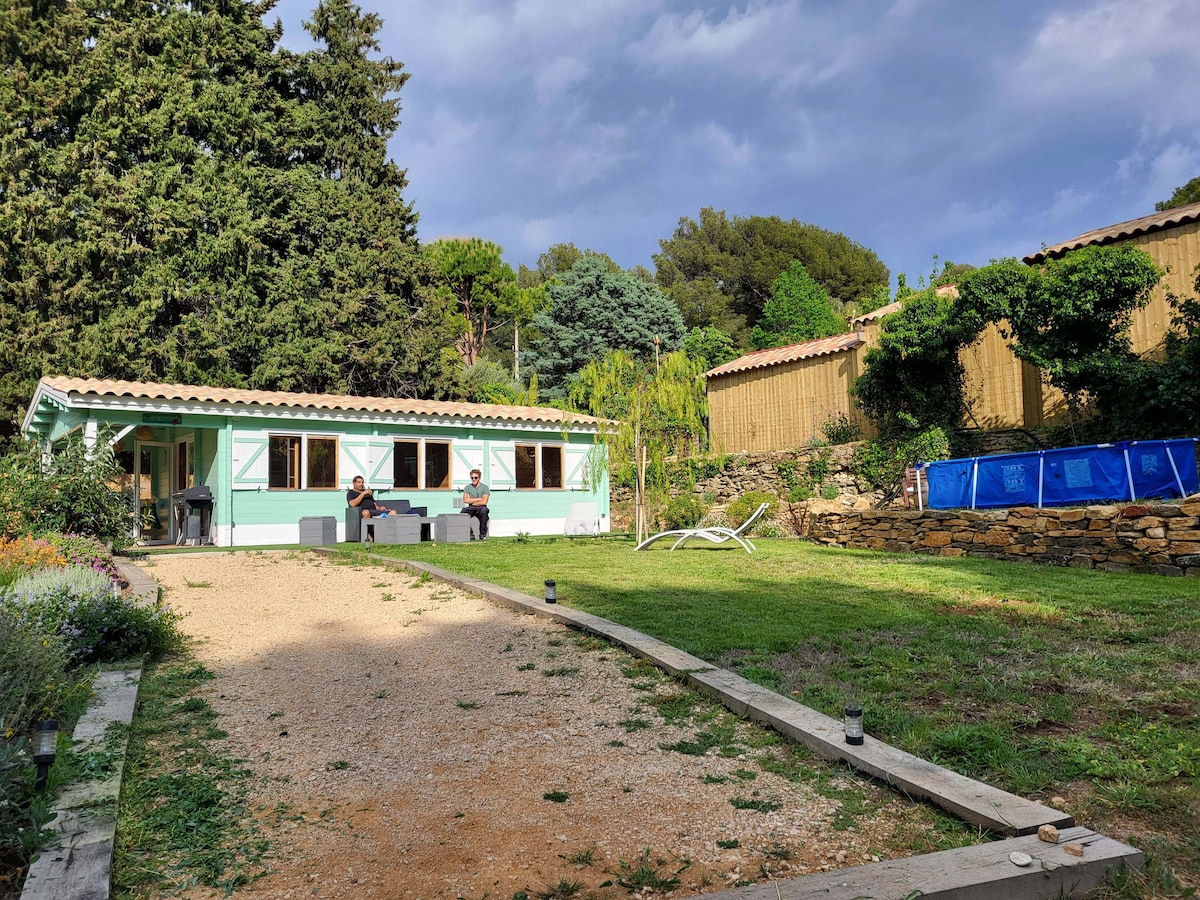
left=461, top=469, right=490, bottom=539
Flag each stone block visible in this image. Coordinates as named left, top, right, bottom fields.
left=1066, top=556, right=1094, bottom=569
left=1180, top=502, right=1200, bottom=517
left=866, top=537, right=887, bottom=549
left=1168, top=530, right=1200, bottom=541
left=1106, top=551, right=1141, bottom=565
left=1144, top=527, right=1166, bottom=539
left=1121, top=505, right=1152, bottom=518
left=1151, top=504, right=1184, bottom=517
left=1059, top=509, right=1086, bottom=521
left=984, top=531, right=1015, bottom=546
left=1132, top=538, right=1169, bottom=552
left=924, top=531, right=953, bottom=547
left=1167, top=517, right=1200, bottom=529
left=1186, top=567, right=1200, bottom=577
left=1174, top=554, right=1200, bottom=567
left=1097, top=562, right=1131, bottom=573
left=1133, top=564, right=1183, bottom=577
left=1132, top=517, right=1167, bottom=530
left=1089, top=519, right=1114, bottom=531
left=1087, top=505, right=1120, bottom=518
left=939, top=547, right=965, bottom=557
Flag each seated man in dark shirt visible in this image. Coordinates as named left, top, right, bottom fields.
left=347, top=476, right=390, bottom=519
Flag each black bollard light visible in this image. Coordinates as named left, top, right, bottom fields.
left=843, top=704, right=863, bottom=746
left=544, top=579, right=557, bottom=604
left=33, top=719, right=59, bottom=789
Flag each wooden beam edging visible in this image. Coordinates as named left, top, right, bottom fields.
left=114, top=558, right=160, bottom=606
left=21, top=668, right=143, bottom=900
left=696, top=826, right=1141, bottom=900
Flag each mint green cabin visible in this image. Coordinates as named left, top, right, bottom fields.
left=22, top=377, right=610, bottom=546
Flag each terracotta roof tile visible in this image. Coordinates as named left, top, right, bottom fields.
left=850, top=301, right=903, bottom=325
left=704, top=332, right=865, bottom=378
left=38, top=377, right=603, bottom=427
left=1023, top=200, right=1200, bottom=264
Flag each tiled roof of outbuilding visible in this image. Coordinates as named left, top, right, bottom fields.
left=35, top=377, right=604, bottom=427
left=703, top=332, right=865, bottom=378
left=1023, top=200, right=1200, bottom=264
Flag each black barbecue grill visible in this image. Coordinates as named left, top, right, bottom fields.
left=172, top=485, right=213, bottom=545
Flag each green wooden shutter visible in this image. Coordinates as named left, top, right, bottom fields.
left=489, top=441, right=516, bottom=490
left=232, top=433, right=269, bottom=489
left=564, top=444, right=591, bottom=490
left=340, top=438, right=369, bottom=487
left=367, top=439, right=394, bottom=488
left=453, top=440, right=485, bottom=489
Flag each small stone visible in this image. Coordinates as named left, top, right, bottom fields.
left=1038, top=824, right=1060, bottom=843
left=1050, top=796, right=1067, bottom=809
left=1064, top=842, right=1085, bottom=857
left=1009, top=851, right=1033, bottom=867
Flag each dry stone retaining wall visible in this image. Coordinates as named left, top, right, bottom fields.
left=611, top=446, right=873, bottom=507
left=810, top=501, right=1200, bottom=576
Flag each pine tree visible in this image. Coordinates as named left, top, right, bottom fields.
left=0, top=0, right=456, bottom=440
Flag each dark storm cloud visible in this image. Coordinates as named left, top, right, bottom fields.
left=268, top=0, right=1200, bottom=284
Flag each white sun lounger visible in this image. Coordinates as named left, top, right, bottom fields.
left=633, top=502, right=770, bottom=554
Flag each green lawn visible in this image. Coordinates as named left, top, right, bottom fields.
left=339, top=536, right=1200, bottom=895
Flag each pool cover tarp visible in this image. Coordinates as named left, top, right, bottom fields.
left=921, top=439, right=1198, bottom=509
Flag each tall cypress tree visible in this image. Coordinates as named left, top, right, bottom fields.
left=0, top=0, right=456, bottom=441
left=253, top=0, right=456, bottom=398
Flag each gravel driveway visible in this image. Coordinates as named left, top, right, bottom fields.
left=147, top=551, right=928, bottom=899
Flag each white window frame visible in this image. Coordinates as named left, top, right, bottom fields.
left=514, top=442, right=565, bottom=490
left=268, top=433, right=339, bottom=490
left=392, top=437, right=453, bottom=490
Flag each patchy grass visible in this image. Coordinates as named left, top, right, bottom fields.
left=346, top=538, right=1200, bottom=892
left=113, top=659, right=271, bottom=896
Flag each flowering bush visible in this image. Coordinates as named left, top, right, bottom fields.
left=0, top=537, right=66, bottom=588
left=3, top=568, right=182, bottom=664
left=45, top=534, right=118, bottom=582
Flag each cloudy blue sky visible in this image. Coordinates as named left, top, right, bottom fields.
left=267, top=0, right=1200, bottom=289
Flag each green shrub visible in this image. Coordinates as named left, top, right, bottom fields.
left=658, top=496, right=708, bottom=531
left=0, top=606, right=72, bottom=735
left=820, top=483, right=840, bottom=500
left=4, top=568, right=182, bottom=664
left=0, top=435, right=134, bottom=550
left=852, top=427, right=950, bottom=491
left=788, top=483, right=813, bottom=503
left=0, top=736, right=55, bottom=870
left=726, top=491, right=777, bottom=531
left=806, top=449, right=832, bottom=485
left=821, top=413, right=861, bottom=445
